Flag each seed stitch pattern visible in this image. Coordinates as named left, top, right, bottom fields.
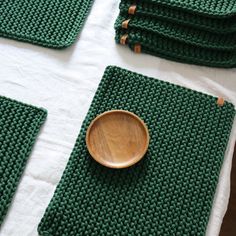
left=120, top=1, right=236, bottom=33
left=115, top=28, right=236, bottom=68
left=115, top=13, right=236, bottom=51
left=0, top=0, right=94, bottom=48
left=0, top=96, right=47, bottom=226
left=38, top=66, right=235, bottom=236
left=133, top=0, right=236, bottom=16
left=115, top=0, right=236, bottom=67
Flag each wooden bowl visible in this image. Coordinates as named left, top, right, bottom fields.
left=86, top=110, right=149, bottom=169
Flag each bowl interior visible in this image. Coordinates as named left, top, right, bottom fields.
left=86, top=110, right=149, bottom=168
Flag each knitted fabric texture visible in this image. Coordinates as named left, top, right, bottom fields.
left=115, top=0, right=236, bottom=68
left=134, top=0, right=236, bottom=17
left=120, top=1, right=236, bottom=33
left=0, top=0, right=94, bottom=48
left=115, top=28, right=236, bottom=68
left=38, top=66, right=235, bottom=236
left=0, top=96, right=47, bottom=226
left=115, top=13, right=236, bottom=51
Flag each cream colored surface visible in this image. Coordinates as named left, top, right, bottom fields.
left=0, top=0, right=235, bottom=235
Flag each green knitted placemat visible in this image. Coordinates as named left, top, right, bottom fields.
left=115, top=28, right=236, bottom=68
left=0, top=0, right=94, bottom=48
left=38, top=66, right=235, bottom=236
left=120, top=1, right=236, bottom=33
left=0, top=96, right=47, bottom=226
left=132, top=0, right=236, bottom=17
left=115, top=13, right=236, bottom=51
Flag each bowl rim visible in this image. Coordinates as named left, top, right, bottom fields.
left=86, top=109, right=150, bottom=169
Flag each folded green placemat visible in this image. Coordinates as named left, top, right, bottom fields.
left=133, top=0, right=236, bottom=17
left=38, top=66, right=235, bottom=236
left=115, top=13, right=236, bottom=51
left=115, top=28, right=236, bottom=68
left=0, top=96, right=47, bottom=226
left=0, top=0, right=94, bottom=48
left=120, top=0, right=236, bottom=33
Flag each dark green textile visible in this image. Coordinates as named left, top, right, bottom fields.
left=38, top=66, right=235, bottom=236
left=0, top=0, right=94, bottom=48
left=115, top=0, right=236, bottom=67
left=0, top=96, right=47, bottom=226
left=120, top=1, right=236, bottom=33
left=115, top=13, right=236, bottom=51
left=115, top=28, right=236, bottom=68
left=134, top=0, right=236, bottom=17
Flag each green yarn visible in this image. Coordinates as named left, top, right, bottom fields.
left=0, top=96, right=47, bottom=226
left=38, top=66, right=235, bottom=236
left=115, top=0, right=236, bottom=67
left=0, top=0, right=94, bottom=48
left=115, top=13, right=236, bottom=51
left=115, top=28, right=236, bottom=68
left=135, top=0, right=236, bottom=17
left=120, top=1, right=236, bottom=33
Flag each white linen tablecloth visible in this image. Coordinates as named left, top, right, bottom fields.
left=0, top=1, right=235, bottom=235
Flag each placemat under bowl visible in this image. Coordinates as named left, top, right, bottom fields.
left=115, top=28, right=236, bottom=68
left=38, top=66, right=235, bottom=236
left=0, top=0, right=94, bottom=48
left=0, top=96, right=47, bottom=226
left=120, top=0, right=236, bottom=33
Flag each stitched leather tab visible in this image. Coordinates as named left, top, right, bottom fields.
left=122, top=19, right=130, bottom=29
left=128, top=5, right=137, bottom=15
left=217, top=97, right=225, bottom=106
left=134, top=43, right=141, bottom=53
left=120, top=34, right=128, bottom=45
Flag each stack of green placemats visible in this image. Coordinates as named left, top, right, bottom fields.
left=115, top=0, right=236, bottom=68
left=0, top=0, right=94, bottom=48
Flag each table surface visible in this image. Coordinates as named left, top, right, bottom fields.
left=220, top=145, right=236, bottom=236
left=0, top=0, right=236, bottom=236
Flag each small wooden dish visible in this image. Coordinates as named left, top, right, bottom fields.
left=86, top=110, right=149, bottom=169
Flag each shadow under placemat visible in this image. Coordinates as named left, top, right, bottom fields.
left=220, top=143, right=236, bottom=236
